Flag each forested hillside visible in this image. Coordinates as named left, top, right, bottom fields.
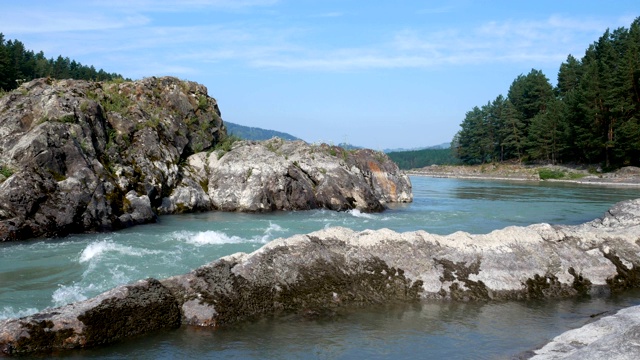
left=0, top=33, right=126, bottom=91
left=225, top=121, right=301, bottom=141
left=453, top=17, right=640, bottom=168
left=387, top=148, right=460, bottom=170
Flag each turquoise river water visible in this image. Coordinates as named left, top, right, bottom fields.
left=1, top=176, right=639, bottom=359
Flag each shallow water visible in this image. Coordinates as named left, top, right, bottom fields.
left=1, top=176, right=639, bottom=358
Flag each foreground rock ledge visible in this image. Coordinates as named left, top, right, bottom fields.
left=2, top=199, right=640, bottom=355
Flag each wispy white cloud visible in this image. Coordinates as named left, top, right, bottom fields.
left=0, top=10, right=150, bottom=33
left=2, top=0, right=634, bottom=77
left=312, top=12, right=344, bottom=18
left=87, top=0, right=279, bottom=11
left=247, top=15, right=630, bottom=71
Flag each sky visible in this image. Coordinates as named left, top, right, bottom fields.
left=1, top=1, right=638, bottom=150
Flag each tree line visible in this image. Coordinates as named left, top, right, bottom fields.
left=453, top=17, right=640, bottom=168
left=0, top=33, right=127, bottom=91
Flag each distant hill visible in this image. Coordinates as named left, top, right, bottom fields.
left=384, top=142, right=450, bottom=153
left=225, top=121, right=301, bottom=141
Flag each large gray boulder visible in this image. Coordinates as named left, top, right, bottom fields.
left=2, top=198, right=640, bottom=355
left=159, top=138, right=412, bottom=213
left=0, top=78, right=411, bottom=241
left=530, top=304, right=640, bottom=359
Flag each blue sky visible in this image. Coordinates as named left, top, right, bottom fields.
left=1, top=1, right=638, bottom=150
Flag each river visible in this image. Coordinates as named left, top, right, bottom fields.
left=1, top=176, right=639, bottom=358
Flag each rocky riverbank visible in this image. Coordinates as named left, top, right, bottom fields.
left=408, top=164, right=640, bottom=186
left=0, top=77, right=411, bottom=242
left=1, top=198, right=639, bottom=355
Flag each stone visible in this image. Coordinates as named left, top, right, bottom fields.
left=530, top=304, right=640, bottom=359
left=0, top=278, right=180, bottom=355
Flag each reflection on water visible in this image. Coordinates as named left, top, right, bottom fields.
left=67, top=290, right=640, bottom=360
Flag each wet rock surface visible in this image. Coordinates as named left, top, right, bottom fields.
left=0, top=78, right=410, bottom=242
left=1, top=198, right=639, bottom=355
left=0, top=278, right=179, bottom=355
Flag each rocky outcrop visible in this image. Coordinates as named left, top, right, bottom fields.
left=2, top=198, right=640, bottom=355
left=160, top=138, right=412, bottom=214
left=530, top=304, right=640, bottom=359
left=0, top=78, right=411, bottom=241
left=0, top=77, right=224, bottom=240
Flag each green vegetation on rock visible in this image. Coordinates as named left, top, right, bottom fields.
left=0, top=166, right=13, bottom=178
left=214, top=134, right=241, bottom=159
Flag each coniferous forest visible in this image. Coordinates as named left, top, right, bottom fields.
left=0, top=33, right=127, bottom=92
left=453, top=17, right=640, bottom=168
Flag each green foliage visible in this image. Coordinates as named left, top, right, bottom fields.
left=101, top=89, right=132, bottom=114
left=0, top=32, right=128, bottom=92
left=387, top=148, right=460, bottom=170
left=538, top=169, right=566, bottom=180
left=58, top=114, right=75, bottom=123
left=145, top=115, right=161, bottom=129
left=453, top=17, right=640, bottom=169
left=0, top=166, right=13, bottom=178
left=197, top=95, right=208, bottom=111
left=214, top=134, right=241, bottom=159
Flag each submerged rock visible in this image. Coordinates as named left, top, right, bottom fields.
left=0, top=78, right=411, bottom=241
left=1, top=198, right=640, bottom=355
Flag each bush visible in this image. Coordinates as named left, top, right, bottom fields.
left=0, top=166, right=13, bottom=178
left=538, top=168, right=565, bottom=180
left=214, top=135, right=241, bottom=159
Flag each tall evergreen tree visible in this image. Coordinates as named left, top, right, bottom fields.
left=527, top=98, right=565, bottom=163
left=496, top=98, right=525, bottom=162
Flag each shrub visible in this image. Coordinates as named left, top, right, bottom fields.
left=538, top=168, right=565, bottom=180
left=102, top=89, right=132, bottom=114
left=198, top=95, right=208, bottom=111
left=0, top=166, right=13, bottom=178
left=215, top=135, right=241, bottom=159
